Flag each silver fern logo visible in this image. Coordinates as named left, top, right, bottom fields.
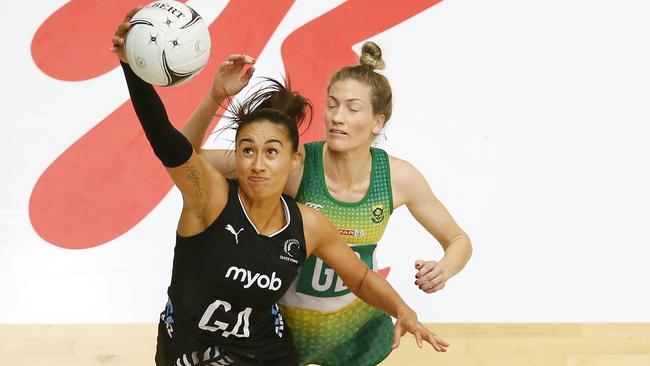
left=280, top=239, right=300, bottom=264
left=284, top=239, right=300, bottom=258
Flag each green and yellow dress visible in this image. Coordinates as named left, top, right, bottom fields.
left=280, top=141, right=395, bottom=366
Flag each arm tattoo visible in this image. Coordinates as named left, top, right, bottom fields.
left=183, top=163, right=203, bottom=198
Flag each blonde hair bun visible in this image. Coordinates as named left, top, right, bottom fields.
left=359, top=41, right=385, bottom=70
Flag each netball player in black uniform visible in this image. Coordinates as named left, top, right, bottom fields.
left=111, top=9, right=448, bottom=366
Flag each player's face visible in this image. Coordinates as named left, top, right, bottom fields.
left=324, top=79, right=385, bottom=153
left=235, top=121, right=299, bottom=200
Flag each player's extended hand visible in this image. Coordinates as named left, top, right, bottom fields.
left=392, top=311, right=449, bottom=352
left=414, top=259, right=447, bottom=293
left=210, top=54, right=256, bottom=102
left=109, top=6, right=143, bottom=63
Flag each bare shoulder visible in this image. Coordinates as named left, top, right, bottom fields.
left=297, top=202, right=327, bottom=230
left=388, top=154, right=419, bottom=174
left=297, top=202, right=332, bottom=254
left=388, top=155, right=430, bottom=208
left=388, top=155, right=425, bottom=187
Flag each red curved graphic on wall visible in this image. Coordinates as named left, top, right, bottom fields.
left=29, top=0, right=442, bottom=249
left=32, top=0, right=163, bottom=81
left=29, top=1, right=295, bottom=249
left=283, top=0, right=442, bottom=143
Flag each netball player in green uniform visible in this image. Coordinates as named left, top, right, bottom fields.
left=180, top=43, right=472, bottom=365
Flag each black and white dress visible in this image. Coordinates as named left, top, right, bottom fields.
left=155, top=179, right=307, bottom=366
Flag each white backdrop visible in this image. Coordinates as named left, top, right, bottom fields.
left=2, top=0, right=649, bottom=323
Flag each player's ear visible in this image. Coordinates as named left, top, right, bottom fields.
left=372, top=113, right=385, bottom=134
left=291, top=151, right=300, bottom=170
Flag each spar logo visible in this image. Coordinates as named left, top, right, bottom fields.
left=28, top=0, right=443, bottom=249
left=338, top=228, right=365, bottom=237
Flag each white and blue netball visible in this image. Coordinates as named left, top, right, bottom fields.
left=125, top=0, right=211, bottom=86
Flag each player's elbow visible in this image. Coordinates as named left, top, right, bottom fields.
left=347, top=266, right=370, bottom=295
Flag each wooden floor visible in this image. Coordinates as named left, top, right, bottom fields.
left=2, top=324, right=649, bottom=365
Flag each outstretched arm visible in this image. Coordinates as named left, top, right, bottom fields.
left=302, top=206, right=449, bottom=352
left=391, top=157, right=473, bottom=293
left=180, top=54, right=255, bottom=177
left=112, top=9, right=227, bottom=235
left=182, top=53, right=255, bottom=150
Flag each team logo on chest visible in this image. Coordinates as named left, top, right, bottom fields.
left=280, top=239, right=300, bottom=264
left=225, top=224, right=244, bottom=244
left=372, top=204, right=385, bottom=224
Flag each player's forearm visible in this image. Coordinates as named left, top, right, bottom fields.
left=121, top=62, right=192, bottom=168
left=181, top=92, right=226, bottom=151
left=352, top=269, right=415, bottom=318
left=439, top=233, right=472, bottom=279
